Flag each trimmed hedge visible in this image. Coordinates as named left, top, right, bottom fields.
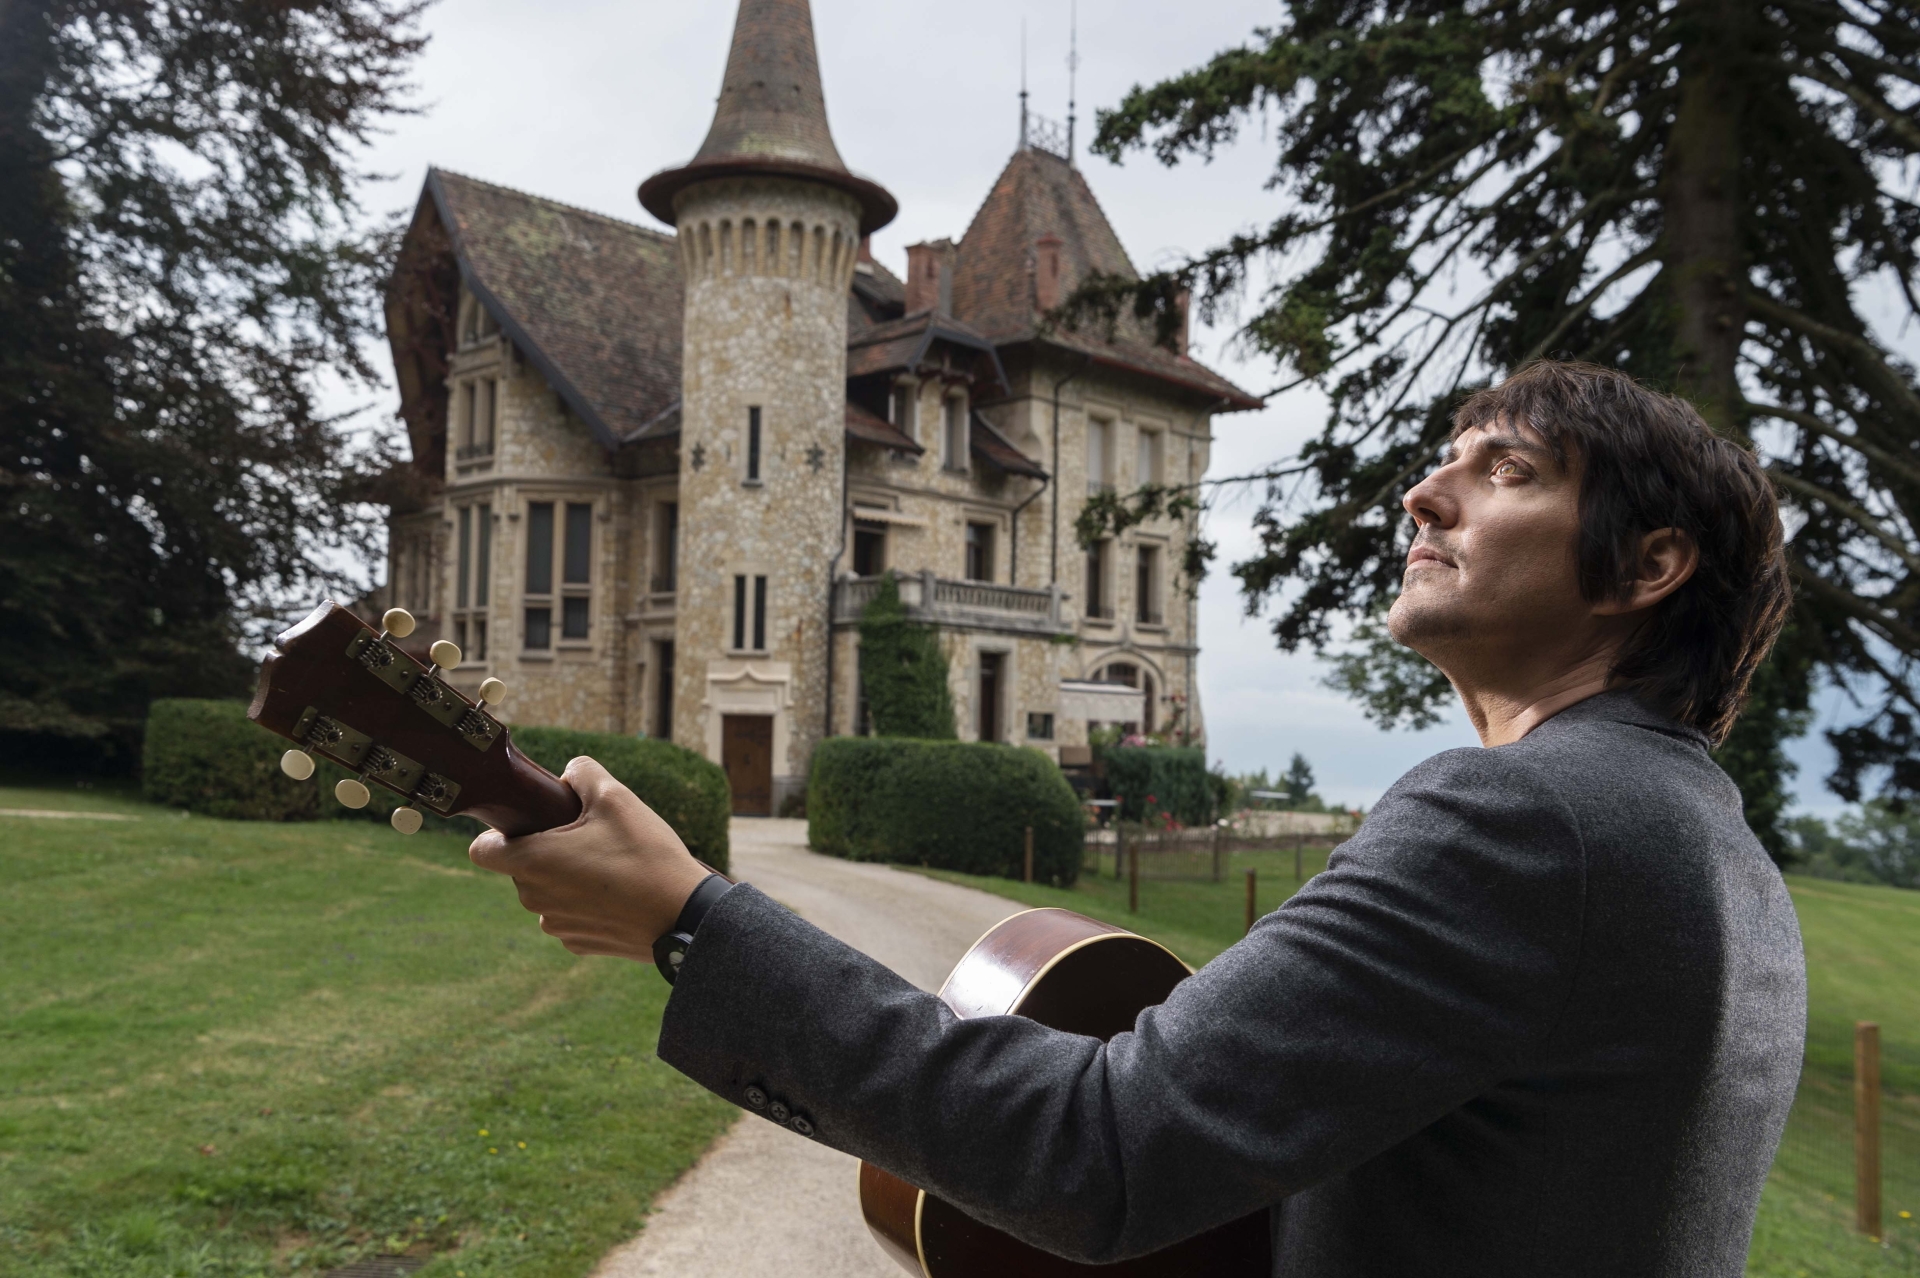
left=139, top=702, right=731, bottom=872
left=510, top=727, right=731, bottom=874
left=142, top=699, right=317, bottom=821
left=807, top=737, right=1084, bottom=884
left=1103, top=744, right=1215, bottom=826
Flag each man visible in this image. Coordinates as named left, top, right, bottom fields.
left=471, top=361, right=1806, bottom=1276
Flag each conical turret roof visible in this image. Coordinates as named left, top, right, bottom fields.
left=638, top=0, right=896, bottom=234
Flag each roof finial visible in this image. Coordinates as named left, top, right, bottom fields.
left=1019, top=19, right=1029, bottom=150
left=1066, top=0, right=1078, bottom=165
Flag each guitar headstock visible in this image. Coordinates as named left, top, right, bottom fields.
left=249, top=601, right=580, bottom=837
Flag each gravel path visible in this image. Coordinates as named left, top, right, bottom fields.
left=591, top=818, right=1024, bottom=1278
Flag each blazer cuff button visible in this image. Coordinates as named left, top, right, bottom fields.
left=789, top=1114, right=815, bottom=1138
left=767, top=1100, right=792, bottom=1124
left=744, top=1086, right=768, bottom=1110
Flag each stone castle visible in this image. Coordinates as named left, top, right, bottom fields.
left=377, top=0, right=1259, bottom=813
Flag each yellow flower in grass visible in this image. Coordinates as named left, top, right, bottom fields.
left=1902, top=1210, right=1913, bottom=1220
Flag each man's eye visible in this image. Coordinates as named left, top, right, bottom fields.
left=1493, top=459, right=1524, bottom=477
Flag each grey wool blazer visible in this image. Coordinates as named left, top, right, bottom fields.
left=657, top=691, right=1807, bottom=1276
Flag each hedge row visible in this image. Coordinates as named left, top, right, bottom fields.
left=1102, top=744, right=1215, bottom=826
left=807, top=737, right=1084, bottom=884
left=141, top=700, right=730, bottom=872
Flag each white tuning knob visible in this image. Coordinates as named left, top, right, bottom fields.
left=430, top=639, right=462, bottom=668
left=280, top=749, right=315, bottom=781
left=335, top=778, right=371, bottom=809
left=382, top=608, right=417, bottom=638
left=478, top=677, right=507, bottom=704
left=390, top=807, right=424, bottom=835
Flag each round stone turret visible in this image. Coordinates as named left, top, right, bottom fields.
left=642, top=0, right=894, bottom=812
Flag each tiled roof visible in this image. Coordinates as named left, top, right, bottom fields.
left=971, top=413, right=1047, bottom=478
left=948, top=147, right=1260, bottom=411
left=424, top=170, right=685, bottom=448
left=845, top=402, right=923, bottom=453
left=845, top=311, right=1008, bottom=393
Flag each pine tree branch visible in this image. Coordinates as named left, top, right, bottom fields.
left=1746, top=293, right=1920, bottom=423
left=1791, top=57, right=1920, bottom=151
left=1768, top=468, right=1920, bottom=574
left=1790, top=559, right=1920, bottom=650
left=1744, top=400, right=1920, bottom=489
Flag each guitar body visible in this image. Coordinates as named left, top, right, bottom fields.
left=859, top=909, right=1270, bottom=1277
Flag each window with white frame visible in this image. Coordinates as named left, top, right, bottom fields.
left=890, top=381, right=917, bottom=441
left=1136, top=426, right=1163, bottom=487
left=943, top=395, right=968, bottom=472
left=1087, top=417, right=1113, bottom=494
left=1135, top=543, right=1164, bottom=625
left=523, top=499, right=594, bottom=650
left=456, top=378, right=496, bottom=461
left=453, top=502, right=492, bottom=659
left=731, top=574, right=769, bottom=652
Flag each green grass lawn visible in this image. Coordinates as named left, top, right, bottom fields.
left=0, top=780, right=735, bottom=1278
left=916, top=846, right=1920, bottom=1277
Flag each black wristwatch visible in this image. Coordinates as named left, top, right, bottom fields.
left=653, top=872, right=733, bottom=985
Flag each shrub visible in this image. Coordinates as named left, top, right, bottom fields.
left=858, top=573, right=955, bottom=738
left=808, top=737, right=1083, bottom=884
left=1103, top=744, right=1214, bottom=826
left=510, top=727, right=731, bottom=874
left=142, top=699, right=316, bottom=821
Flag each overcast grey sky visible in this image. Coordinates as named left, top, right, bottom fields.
left=348, top=0, right=1850, bottom=811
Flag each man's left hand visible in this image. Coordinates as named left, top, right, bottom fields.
left=468, top=756, right=713, bottom=962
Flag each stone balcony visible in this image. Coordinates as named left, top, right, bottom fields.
left=832, top=570, right=1070, bottom=637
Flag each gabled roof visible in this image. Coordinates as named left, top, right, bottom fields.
left=388, top=170, right=685, bottom=454
left=948, top=147, right=1261, bottom=411
left=845, top=402, right=922, bottom=453
left=845, top=310, right=1009, bottom=395
left=971, top=413, right=1047, bottom=478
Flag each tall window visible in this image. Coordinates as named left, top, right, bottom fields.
left=525, top=500, right=593, bottom=649
left=965, top=522, right=995, bottom=582
left=977, top=652, right=1004, bottom=742
left=1136, top=427, right=1163, bottom=486
left=891, top=382, right=917, bottom=440
left=454, top=503, right=492, bottom=659
left=1088, top=418, right=1113, bottom=494
left=732, top=574, right=769, bottom=652
left=745, top=406, right=763, bottom=483
left=652, top=501, right=678, bottom=594
left=853, top=520, right=886, bottom=576
left=943, top=397, right=968, bottom=472
left=1085, top=539, right=1113, bottom=619
left=1136, top=544, right=1163, bottom=625
left=653, top=640, right=675, bottom=738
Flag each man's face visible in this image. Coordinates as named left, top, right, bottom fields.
left=1388, top=420, right=1588, bottom=666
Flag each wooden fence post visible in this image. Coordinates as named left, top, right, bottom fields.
left=1128, top=836, right=1139, bottom=913
left=1115, top=821, right=1125, bottom=880
left=1294, top=834, right=1304, bottom=882
left=1857, top=1021, right=1882, bottom=1238
left=1023, top=826, right=1034, bottom=884
left=1244, top=869, right=1257, bottom=936
left=1212, top=825, right=1223, bottom=883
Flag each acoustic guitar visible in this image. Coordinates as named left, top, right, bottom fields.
left=251, top=601, right=1268, bottom=1276
left=860, top=909, right=1270, bottom=1276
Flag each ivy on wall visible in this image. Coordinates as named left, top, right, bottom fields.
left=857, top=573, right=956, bottom=740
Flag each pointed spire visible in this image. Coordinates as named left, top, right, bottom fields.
left=639, top=0, right=896, bottom=234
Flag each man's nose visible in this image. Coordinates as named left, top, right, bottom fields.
left=1403, top=469, right=1456, bottom=528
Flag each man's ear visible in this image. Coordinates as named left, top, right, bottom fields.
left=1594, top=528, right=1699, bottom=616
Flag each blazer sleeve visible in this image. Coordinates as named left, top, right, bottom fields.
left=655, top=746, right=1588, bottom=1264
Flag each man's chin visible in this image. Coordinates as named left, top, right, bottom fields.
left=1388, top=592, right=1471, bottom=649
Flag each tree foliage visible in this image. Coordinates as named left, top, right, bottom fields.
left=1075, top=0, right=1920, bottom=836
left=856, top=573, right=956, bottom=740
left=0, top=0, right=427, bottom=764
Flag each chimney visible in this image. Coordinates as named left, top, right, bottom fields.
left=1033, top=234, right=1065, bottom=313
left=1174, top=288, right=1191, bottom=356
left=904, top=238, right=955, bottom=316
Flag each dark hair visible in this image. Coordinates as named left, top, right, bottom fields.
left=1451, top=361, right=1790, bottom=745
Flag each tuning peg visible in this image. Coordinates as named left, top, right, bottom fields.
left=478, top=677, right=507, bottom=704
left=390, top=807, right=423, bottom=835
left=280, top=749, right=315, bottom=781
left=430, top=639, right=462, bottom=668
left=382, top=608, right=416, bottom=638
left=335, top=778, right=371, bottom=809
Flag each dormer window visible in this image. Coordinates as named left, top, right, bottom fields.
left=890, top=381, right=917, bottom=441
left=458, top=292, right=500, bottom=348
left=942, top=395, right=968, bottom=473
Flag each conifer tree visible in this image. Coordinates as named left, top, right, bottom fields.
left=0, top=0, right=427, bottom=764
left=1078, top=0, right=1920, bottom=851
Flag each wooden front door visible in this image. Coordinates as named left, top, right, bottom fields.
left=722, top=714, right=773, bottom=816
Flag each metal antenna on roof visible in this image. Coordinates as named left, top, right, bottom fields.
left=1066, top=0, right=1079, bottom=165
left=1020, top=19, right=1029, bottom=150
